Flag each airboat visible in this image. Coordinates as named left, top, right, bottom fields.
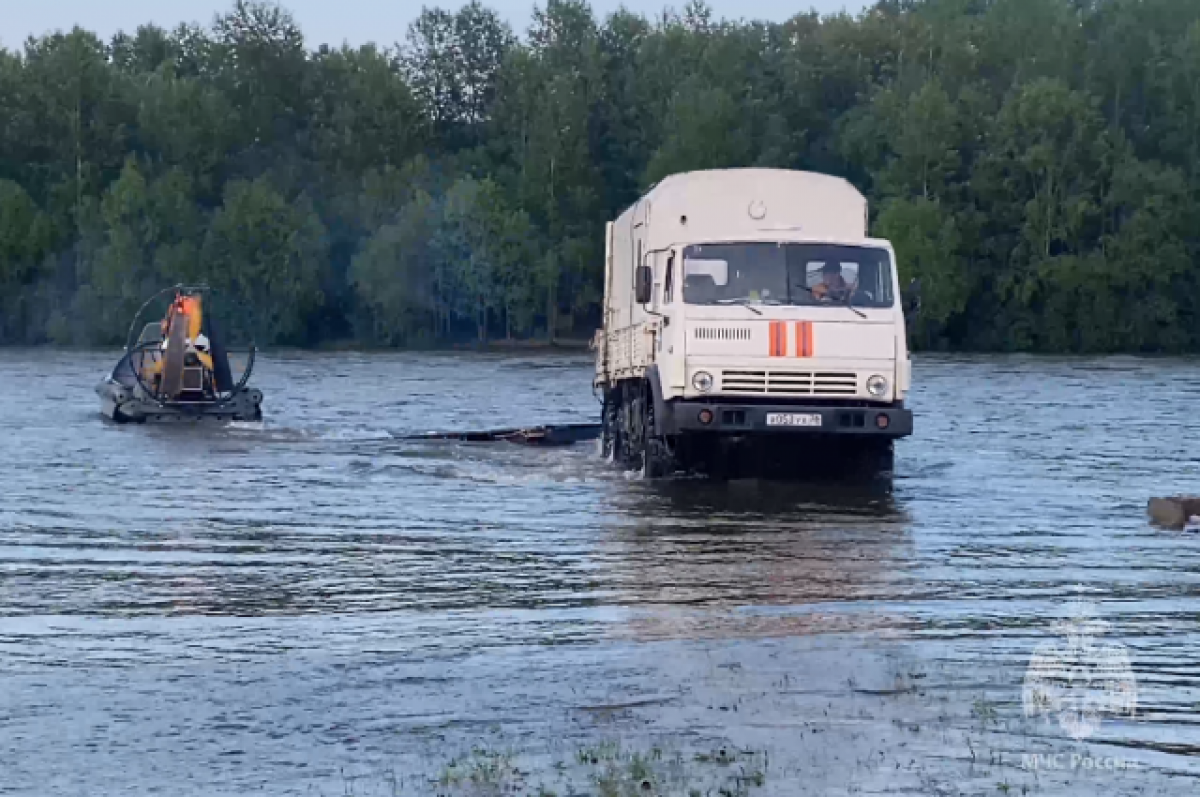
left=95, top=285, right=263, bottom=423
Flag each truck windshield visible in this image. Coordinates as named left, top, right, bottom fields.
left=681, top=243, right=895, bottom=309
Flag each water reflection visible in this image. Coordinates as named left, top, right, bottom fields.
left=646, top=476, right=903, bottom=518
left=600, top=478, right=913, bottom=641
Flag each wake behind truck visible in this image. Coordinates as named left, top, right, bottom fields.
left=594, top=168, right=915, bottom=478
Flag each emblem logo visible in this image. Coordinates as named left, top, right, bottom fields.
left=1022, top=596, right=1137, bottom=740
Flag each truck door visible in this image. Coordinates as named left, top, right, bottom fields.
left=656, top=249, right=685, bottom=393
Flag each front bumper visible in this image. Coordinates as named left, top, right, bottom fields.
left=665, top=400, right=912, bottom=438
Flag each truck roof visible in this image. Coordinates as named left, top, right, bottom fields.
left=622, top=168, right=868, bottom=245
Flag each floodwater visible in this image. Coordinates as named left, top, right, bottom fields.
left=1, top=350, right=1199, bottom=796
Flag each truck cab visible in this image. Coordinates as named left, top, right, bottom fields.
left=594, top=169, right=913, bottom=477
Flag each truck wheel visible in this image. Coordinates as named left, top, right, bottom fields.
left=643, top=437, right=675, bottom=478
left=601, top=390, right=621, bottom=460
left=616, top=386, right=643, bottom=468
left=641, top=383, right=677, bottom=479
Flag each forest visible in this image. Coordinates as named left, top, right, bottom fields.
left=0, top=0, right=1198, bottom=351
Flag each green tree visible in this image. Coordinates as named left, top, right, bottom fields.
left=2, top=0, right=1200, bottom=353
left=403, top=2, right=513, bottom=148
left=0, top=181, right=53, bottom=342
left=350, top=189, right=441, bottom=345
left=876, top=196, right=968, bottom=347
left=880, top=80, right=962, bottom=201
left=643, top=80, right=751, bottom=183
left=202, top=178, right=327, bottom=344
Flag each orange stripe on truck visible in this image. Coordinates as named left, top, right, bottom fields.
left=768, top=321, right=787, bottom=356
left=795, top=321, right=814, bottom=357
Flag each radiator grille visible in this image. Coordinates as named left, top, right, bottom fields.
left=692, top=327, right=752, bottom=341
left=719, top=370, right=858, bottom=396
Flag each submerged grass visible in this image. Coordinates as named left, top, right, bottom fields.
left=437, top=747, right=524, bottom=794
left=431, top=741, right=769, bottom=797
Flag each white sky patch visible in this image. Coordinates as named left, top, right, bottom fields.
left=1, top=0, right=871, bottom=49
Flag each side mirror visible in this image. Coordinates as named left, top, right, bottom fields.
left=903, top=278, right=922, bottom=322
left=635, top=265, right=653, bottom=304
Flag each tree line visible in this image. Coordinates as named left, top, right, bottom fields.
left=0, top=0, right=1198, bottom=352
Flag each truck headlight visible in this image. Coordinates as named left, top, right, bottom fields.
left=692, top=371, right=714, bottom=393
left=866, top=375, right=889, bottom=398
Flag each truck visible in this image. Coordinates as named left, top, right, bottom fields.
left=593, top=168, right=916, bottom=478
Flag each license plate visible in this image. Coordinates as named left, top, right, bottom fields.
left=766, top=412, right=823, bottom=427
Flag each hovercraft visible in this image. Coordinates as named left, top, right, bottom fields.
left=96, top=285, right=263, bottom=423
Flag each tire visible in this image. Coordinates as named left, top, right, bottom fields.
left=608, top=379, right=677, bottom=478
left=644, top=437, right=674, bottom=479
left=619, top=389, right=644, bottom=467
left=601, top=390, right=621, bottom=460
left=610, top=383, right=637, bottom=468
left=640, top=381, right=677, bottom=479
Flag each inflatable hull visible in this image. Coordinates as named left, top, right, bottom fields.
left=96, top=379, right=262, bottom=424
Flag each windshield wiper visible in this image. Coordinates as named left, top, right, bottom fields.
left=715, top=298, right=763, bottom=315
left=844, top=287, right=867, bottom=319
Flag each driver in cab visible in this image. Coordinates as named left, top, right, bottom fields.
left=811, top=262, right=850, bottom=301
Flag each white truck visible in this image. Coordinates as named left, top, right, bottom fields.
left=593, top=168, right=916, bottom=477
